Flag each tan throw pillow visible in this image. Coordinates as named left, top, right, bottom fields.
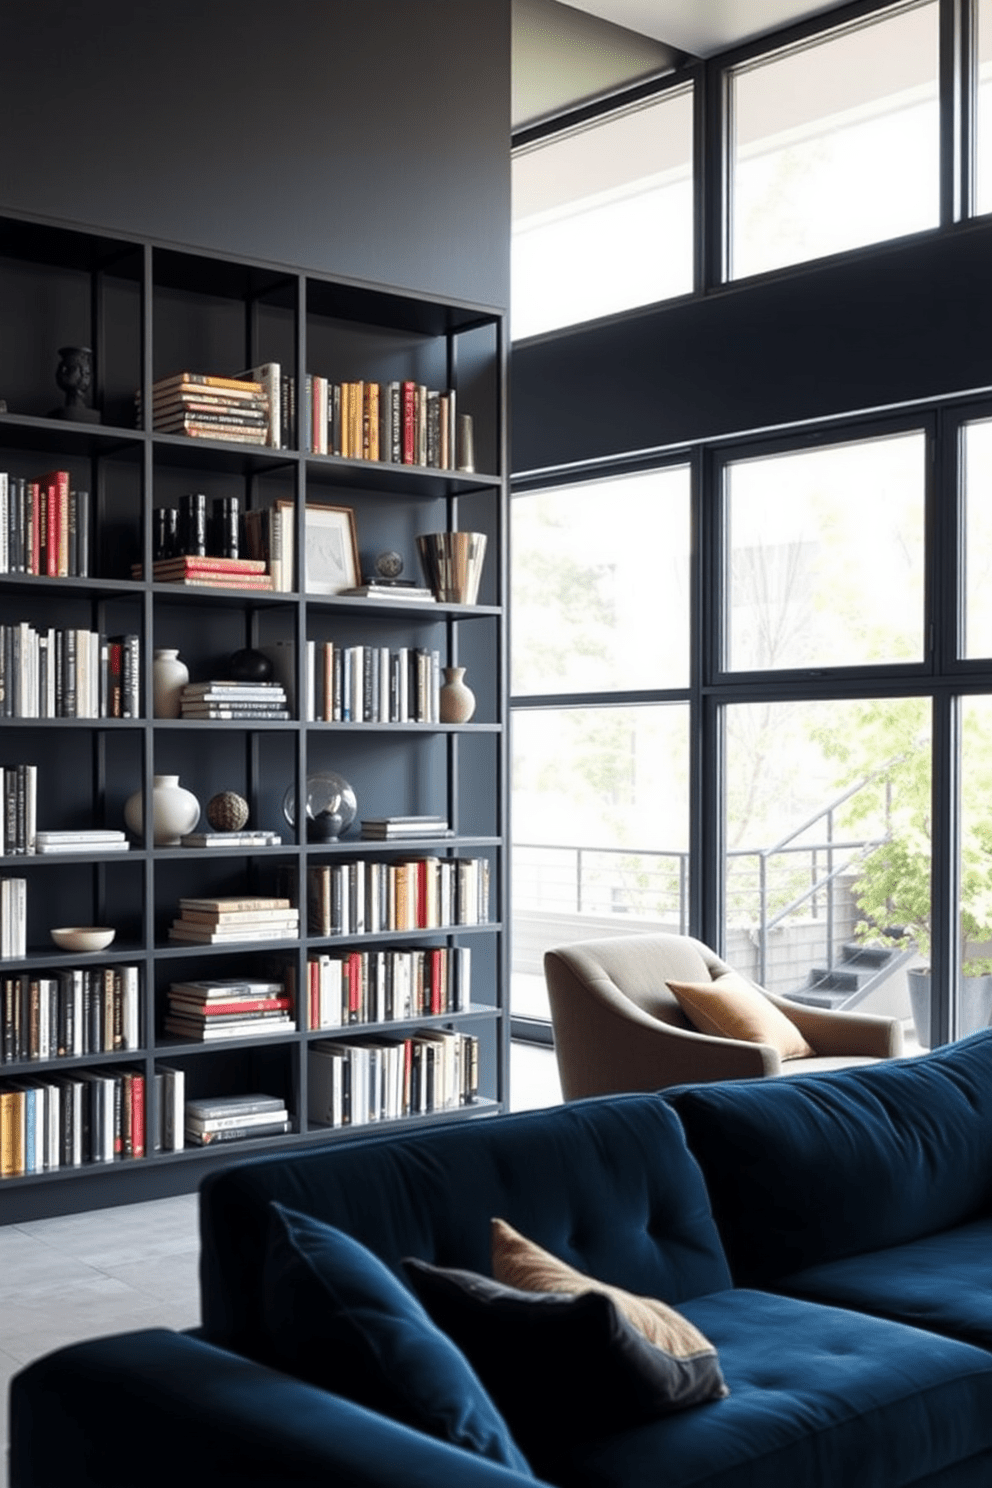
left=666, top=969, right=814, bottom=1060
left=491, top=1217, right=724, bottom=1368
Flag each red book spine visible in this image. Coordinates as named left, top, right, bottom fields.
left=348, top=952, right=362, bottom=1021
left=45, top=475, right=59, bottom=576
left=55, top=472, right=70, bottom=576
left=401, top=381, right=416, bottom=464
left=131, top=1074, right=145, bottom=1158
left=430, top=949, right=442, bottom=1016
left=191, top=996, right=293, bottom=1016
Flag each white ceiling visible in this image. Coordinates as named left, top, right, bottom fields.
left=560, top=0, right=855, bottom=58
left=511, top=0, right=857, bottom=129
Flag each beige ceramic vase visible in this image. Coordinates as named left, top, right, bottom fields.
left=439, top=666, right=476, bottom=723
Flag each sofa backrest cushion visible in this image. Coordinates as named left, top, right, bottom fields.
left=666, top=1031, right=992, bottom=1285
left=200, top=1093, right=732, bottom=1358
left=262, top=1202, right=533, bottom=1474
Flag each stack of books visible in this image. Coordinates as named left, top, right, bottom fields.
left=164, top=977, right=296, bottom=1043
left=139, top=373, right=271, bottom=446
left=34, top=829, right=129, bottom=855
left=132, top=555, right=273, bottom=590
left=180, top=828, right=283, bottom=850
left=167, top=896, right=300, bottom=946
left=179, top=681, right=290, bottom=720
left=184, top=1091, right=291, bottom=1146
left=360, top=815, right=451, bottom=841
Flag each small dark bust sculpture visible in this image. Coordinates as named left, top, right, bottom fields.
left=52, top=345, right=101, bottom=423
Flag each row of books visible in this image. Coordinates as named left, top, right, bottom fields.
left=138, top=373, right=273, bottom=447
left=305, top=642, right=441, bottom=724
left=306, top=857, right=490, bottom=937
left=184, top=1091, right=290, bottom=1146
left=163, top=976, right=295, bottom=1044
left=0, top=764, right=35, bottom=856
left=0, top=624, right=140, bottom=718
left=0, top=878, right=25, bottom=959
left=304, top=377, right=464, bottom=470
left=0, top=1067, right=146, bottom=1176
left=304, top=945, right=471, bottom=1030
left=179, top=680, right=289, bottom=721
left=1, top=965, right=141, bottom=1064
left=167, top=896, right=300, bottom=948
left=307, top=1028, right=479, bottom=1128
left=0, top=469, right=90, bottom=578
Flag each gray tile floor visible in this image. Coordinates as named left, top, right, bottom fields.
left=0, top=1043, right=562, bottom=1487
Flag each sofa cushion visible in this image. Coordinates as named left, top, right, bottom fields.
left=403, top=1253, right=724, bottom=1461
left=201, top=1094, right=732, bottom=1357
left=490, top=1216, right=727, bottom=1389
left=666, top=1031, right=992, bottom=1285
left=262, top=1202, right=532, bottom=1475
left=537, top=1289, right=992, bottom=1488
left=777, top=1214, right=992, bottom=1351
left=666, top=970, right=815, bottom=1059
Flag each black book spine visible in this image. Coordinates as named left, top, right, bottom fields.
left=2, top=976, right=13, bottom=1062
left=180, top=492, right=207, bottom=556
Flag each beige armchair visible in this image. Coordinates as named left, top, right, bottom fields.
left=544, top=932, right=904, bottom=1101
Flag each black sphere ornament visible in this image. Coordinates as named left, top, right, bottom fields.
left=228, top=647, right=274, bottom=683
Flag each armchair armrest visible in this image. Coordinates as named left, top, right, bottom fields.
left=9, top=1329, right=543, bottom=1488
left=766, top=992, right=904, bottom=1059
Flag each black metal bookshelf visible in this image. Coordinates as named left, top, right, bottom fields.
left=0, top=208, right=509, bottom=1221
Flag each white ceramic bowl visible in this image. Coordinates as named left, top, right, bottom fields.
left=50, top=926, right=116, bottom=953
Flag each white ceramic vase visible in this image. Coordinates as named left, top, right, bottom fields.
left=152, top=648, right=189, bottom=719
left=124, top=774, right=201, bottom=845
left=439, top=666, right=476, bottom=723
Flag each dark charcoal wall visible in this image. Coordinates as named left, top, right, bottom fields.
left=511, top=219, right=992, bottom=472
left=0, top=0, right=510, bottom=310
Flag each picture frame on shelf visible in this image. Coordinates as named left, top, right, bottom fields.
left=303, top=504, right=360, bottom=595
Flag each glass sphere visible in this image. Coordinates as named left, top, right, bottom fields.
left=283, top=772, right=357, bottom=841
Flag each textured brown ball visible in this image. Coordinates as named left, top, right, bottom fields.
left=206, top=791, right=249, bottom=832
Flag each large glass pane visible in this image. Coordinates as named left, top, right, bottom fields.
left=730, top=2, right=939, bottom=280
left=725, top=696, right=930, bottom=1048
left=957, top=697, right=992, bottom=1043
left=977, top=0, right=992, bottom=215
left=512, top=87, right=693, bottom=340
left=512, top=467, right=691, bottom=696
left=726, top=432, right=926, bottom=672
left=963, top=419, right=992, bottom=658
left=511, top=704, right=689, bottom=1018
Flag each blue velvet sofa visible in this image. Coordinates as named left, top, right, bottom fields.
left=11, top=1034, right=992, bottom=1487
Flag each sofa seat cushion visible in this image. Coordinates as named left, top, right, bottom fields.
left=777, top=1215, right=992, bottom=1350
left=536, top=1289, right=992, bottom=1488
left=666, top=1032, right=992, bottom=1285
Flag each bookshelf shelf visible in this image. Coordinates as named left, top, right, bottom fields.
left=0, top=207, right=508, bottom=1219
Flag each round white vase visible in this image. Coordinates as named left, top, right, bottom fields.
left=152, top=649, right=189, bottom=719
left=124, top=774, right=201, bottom=845
left=439, top=666, right=476, bottom=723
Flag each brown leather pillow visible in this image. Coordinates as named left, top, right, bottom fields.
left=666, top=970, right=814, bottom=1060
left=491, top=1217, right=727, bottom=1373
